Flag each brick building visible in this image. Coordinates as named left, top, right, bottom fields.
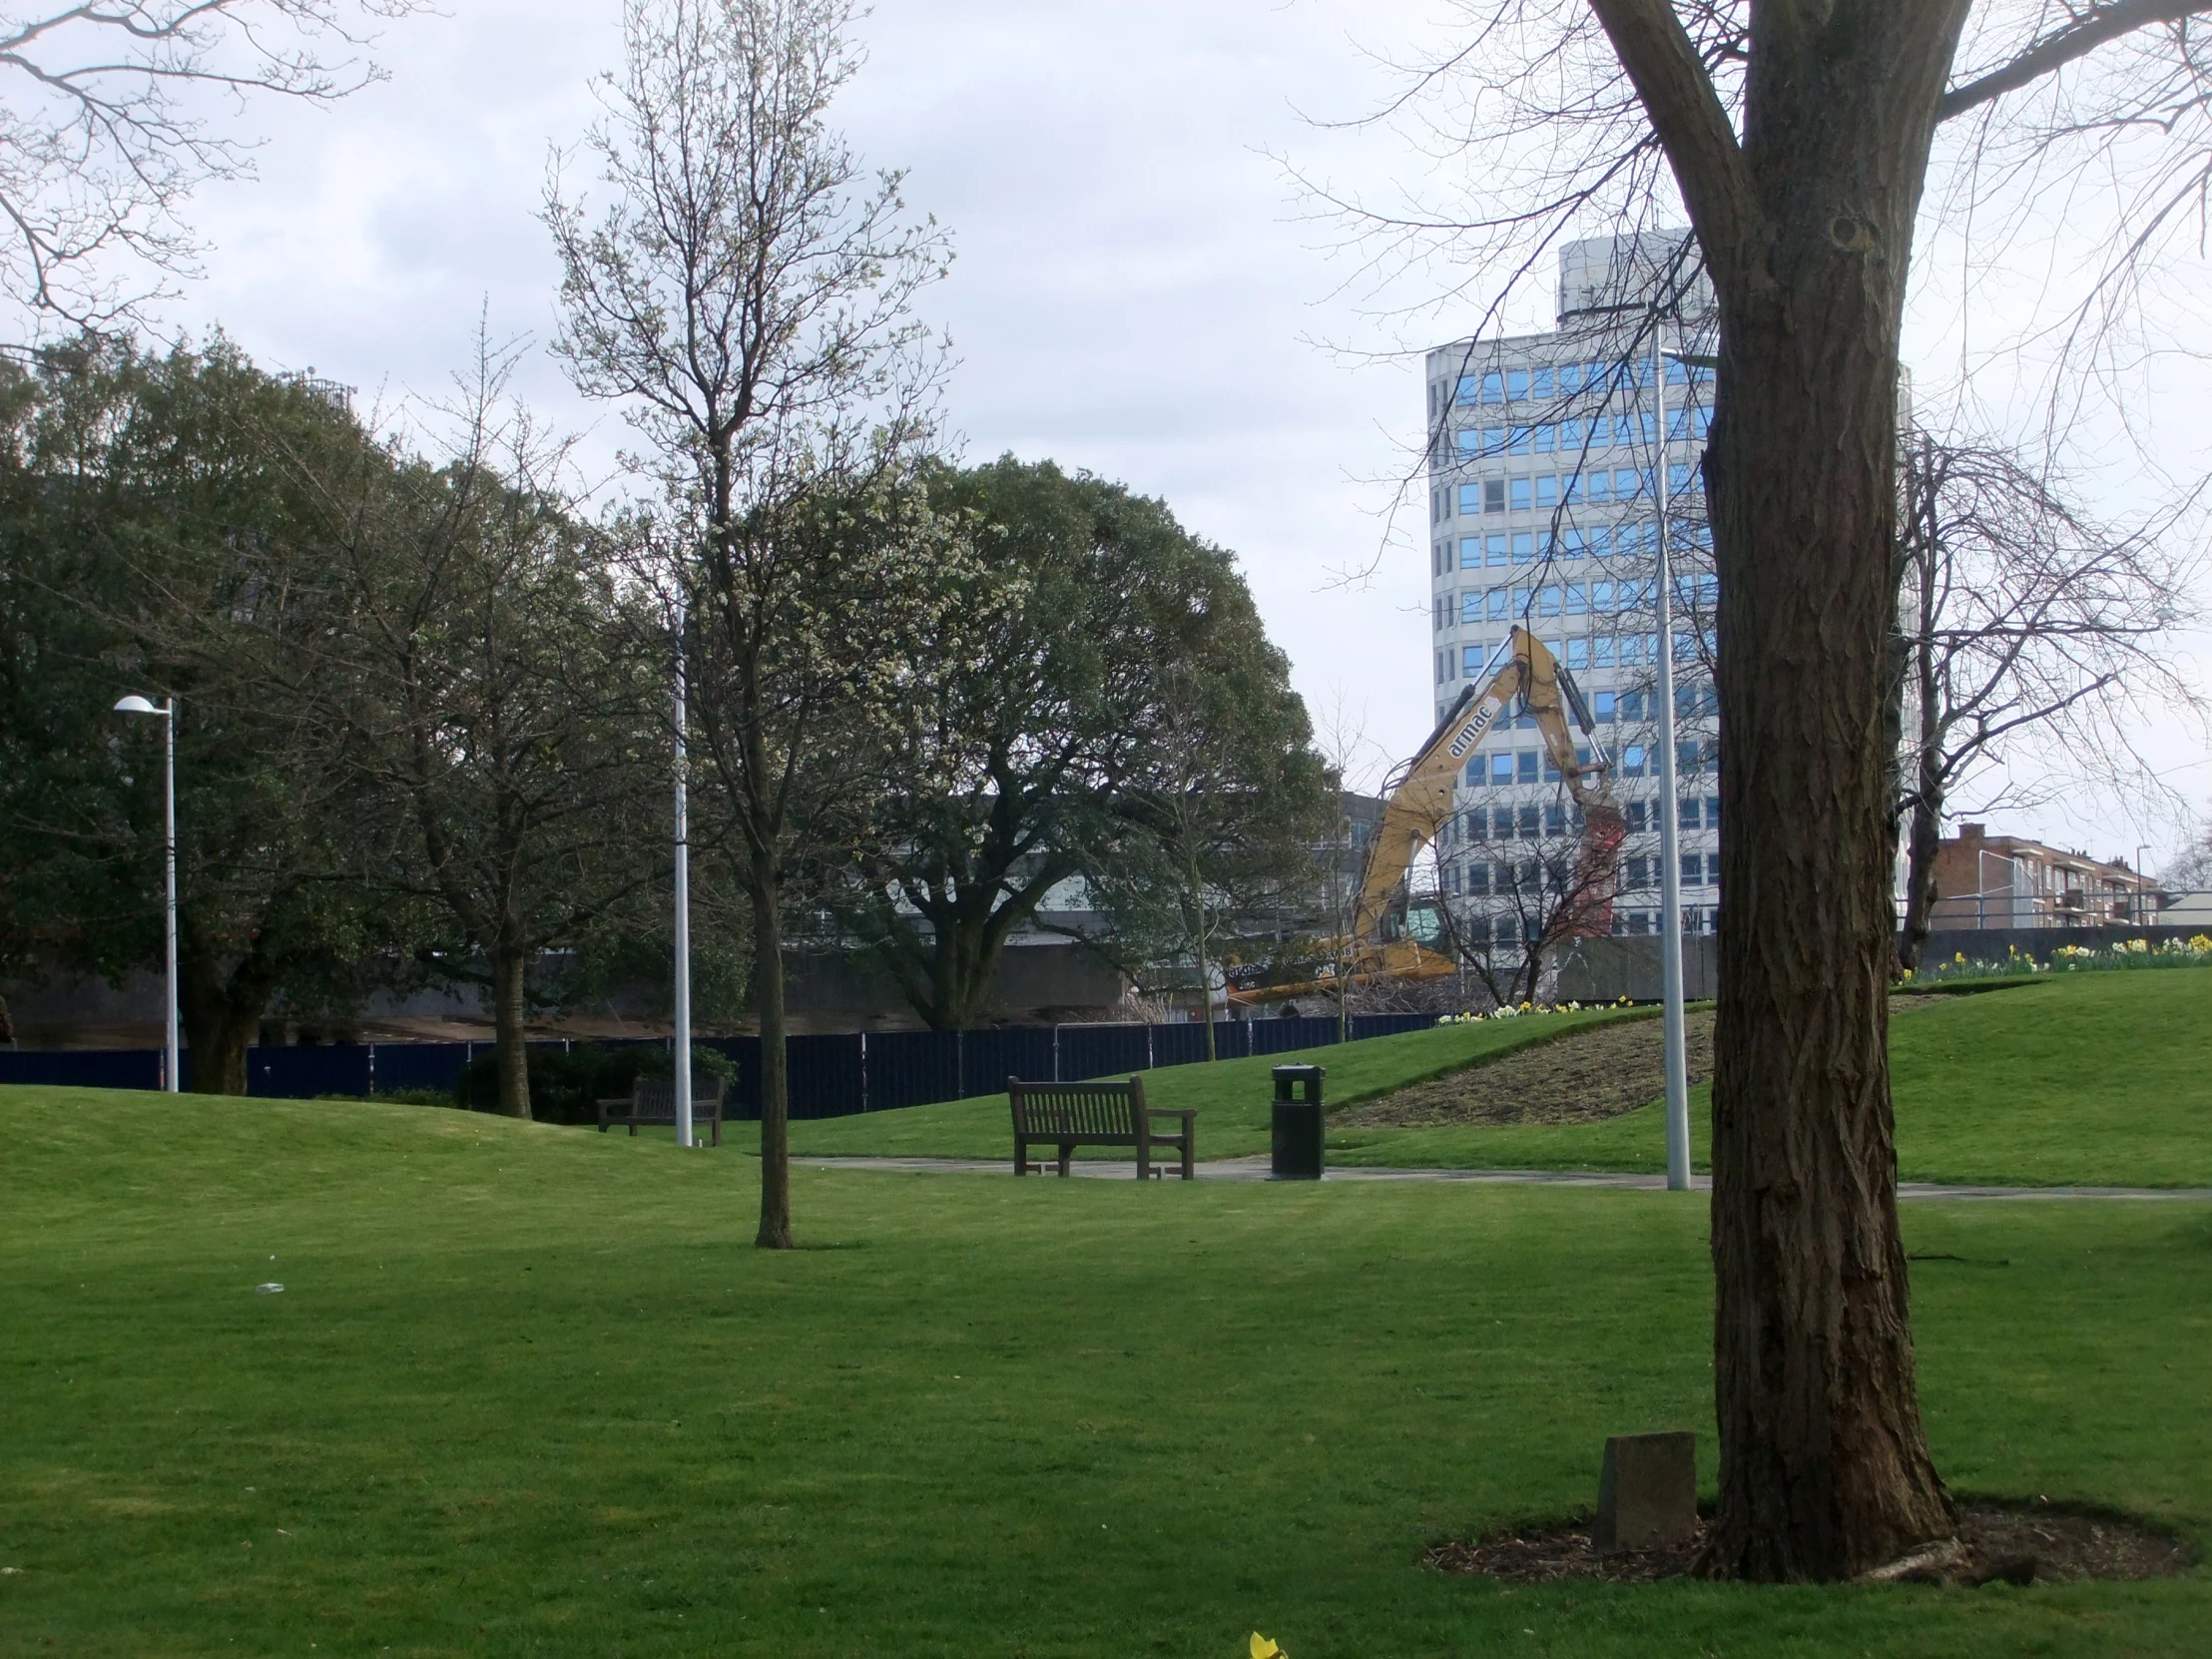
left=1930, top=824, right=2160, bottom=929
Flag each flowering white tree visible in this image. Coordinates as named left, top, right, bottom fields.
left=545, top=0, right=952, bottom=1249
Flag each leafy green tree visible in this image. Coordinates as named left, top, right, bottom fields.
left=274, top=351, right=671, bottom=1120
left=0, top=335, right=402, bottom=1089
left=840, top=456, right=1325, bottom=1035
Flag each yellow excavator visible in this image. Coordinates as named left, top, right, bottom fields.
left=1231, top=626, right=1626, bottom=1005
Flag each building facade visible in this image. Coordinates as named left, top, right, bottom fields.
left=1422, top=233, right=1718, bottom=950
left=1929, top=824, right=2162, bottom=930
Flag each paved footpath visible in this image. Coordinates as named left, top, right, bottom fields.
left=794, top=1155, right=2212, bottom=1202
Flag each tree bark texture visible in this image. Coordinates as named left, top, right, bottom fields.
left=1590, top=0, right=1972, bottom=1580
left=752, top=835, right=794, bottom=1250
left=490, top=945, right=533, bottom=1120
left=1700, top=14, right=1966, bottom=1577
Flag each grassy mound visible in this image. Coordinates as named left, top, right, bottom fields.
left=1, top=1085, right=2208, bottom=1655
left=1329, top=966, right=2212, bottom=1187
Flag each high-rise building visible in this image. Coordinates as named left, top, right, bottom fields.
left=1421, top=232, right=1719, bottom=948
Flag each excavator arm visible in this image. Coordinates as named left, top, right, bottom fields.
left=1353, top=627, right=1618, bottom=942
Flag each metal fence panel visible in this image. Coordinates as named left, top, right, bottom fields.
left=1252, top=1016, right=1342, bottom=1056
left=1057, top=1023, right=1151, bottom=1081
left=250, top=1045, right=372, bottom=1099
left=0, top=1048, right=162, bottom=1089
left=861, top=1029, right=960, bottom=1112
left=1351, top=1013, right=1436, bottom=1042
left=788, top=1032, right=864, bottom=1120
left=367, top=1041, right=474, bottom=1095
left=2, top=1011, right=1441, bottom=1110
left=959, top=1027, right=1058, bottom=1096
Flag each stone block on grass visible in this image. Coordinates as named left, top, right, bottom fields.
left=1593, top=1431, right=1696, bottom=1553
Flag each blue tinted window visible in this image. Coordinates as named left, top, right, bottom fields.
left=1486, top=534, right=1509, bottom=568
left=1566, top=637, right=1589, bottom=670
left=1462, top=643, right=1487, bottom=677
left=1460, top=591, right=1482, bottom=625
left=1585, top=470, right=1611, bottom=504
left=1671, top=462, right=1697, bottom=494
left=1454, top=376, right=1479, bottom=404
left=1484, top=425, right=1506, bottom=454
left=1481, top=371, right=1504, bottom=404
left=1458, top=537, right=1482, bottom=568
left=1507, top=425, right=1532, bottom=455
left=1537, top=586, right=1562, bottom=618
left=1509, top=477, right=1531, bottom=511
left=1510, top=532, right=1535, bottom=565
left=1614, top=467, right=1639, bottom=499
left=1533, top=423, right=1554, bottom=454
left=1517, top=751, right=1540, bottom=784
left=1590, top=580, right=1614, bottom=611
left=1558, top=363, right=1582, bottom=392
left=1535, top=476, right=1559, bottom=509
left=1665, top=358, right=1692, bottom=386
left=1594, top=636, right=1616, bottom=669
left=1531, top=365, right=1554, bottom=398
left=1455, top=429, right=1483, bottom=456
left=1490, top=753, right=1515, bottom=785
left=1623, top=745, right=1646, bottom=778
left=1505, top=368, right=1529, bottom=400
left=1456, top=484, right=1481, bottom=515
left=1593, top=690, right=1616, bottom=723
left=1565, top=583, right=1588, bottom=615
left=1486, top=586, right=1508, bottom=621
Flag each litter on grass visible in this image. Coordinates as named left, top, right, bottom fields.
left=256, top=1283, right=284, bottom=1295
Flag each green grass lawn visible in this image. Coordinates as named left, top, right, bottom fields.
left=770, top=968, right=2212, bottom=1189
left=2, top=1083, right=2209, bottom=1656
left=1329, top=967, right=2212, bottom=1186
left=764, top=1004, right=1653, bottom=1163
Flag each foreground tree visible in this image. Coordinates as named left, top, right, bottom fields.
left=1891, top=426, right=2202, bottom=971
left=546, top=0, right=951, bottom=1247
left=1356, top=1, right=2212, bottom=1577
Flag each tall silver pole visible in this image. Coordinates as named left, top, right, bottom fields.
left=673, top=597, right=694, bottom=1148
left=1652, top=335, right=1691, bottom=1190
left=162, top=701, right=180, bottom=1094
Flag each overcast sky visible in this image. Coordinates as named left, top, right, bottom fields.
left=146, top=0, right=2211, bottom=865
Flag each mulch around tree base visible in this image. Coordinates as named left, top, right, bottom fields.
left=1424, top=1502, right=2192, bottom=1586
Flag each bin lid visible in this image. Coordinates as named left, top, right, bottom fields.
left=1271, top=1064, right=1326, bottom=1080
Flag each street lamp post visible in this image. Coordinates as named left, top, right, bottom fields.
left=672, top=599, right=694, bottom=1149
left=1651, top=338, right=1691, bottom=1192
left=114, top=695, right=180, bottom=1093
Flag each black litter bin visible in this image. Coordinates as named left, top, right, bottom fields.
left=1271, top=1064, right=1326, bottom=1180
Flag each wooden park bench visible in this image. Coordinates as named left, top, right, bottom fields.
left=1008, top=1075, right=1195, bottom=1180
left=596, top=1075, right=729, bottom=1147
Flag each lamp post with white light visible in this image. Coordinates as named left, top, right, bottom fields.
left=114, top=695, right=180, bottom=1092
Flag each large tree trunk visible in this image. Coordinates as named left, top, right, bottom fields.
left=752, top=835, right=793, bottom=1250
left=490, top=944, right=533, bottom=1120
left=1897, top=765, right=1946, bottom=974
left=1702, top=202, right=1955, bottom=1583
left=178, top=921, right=278, bottom=1096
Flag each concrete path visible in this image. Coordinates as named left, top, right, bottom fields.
left=794, top=1154, right=2212, bottom=1202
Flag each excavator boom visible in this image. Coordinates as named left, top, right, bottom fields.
left=1353, top=627, right=1620, bottom=943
